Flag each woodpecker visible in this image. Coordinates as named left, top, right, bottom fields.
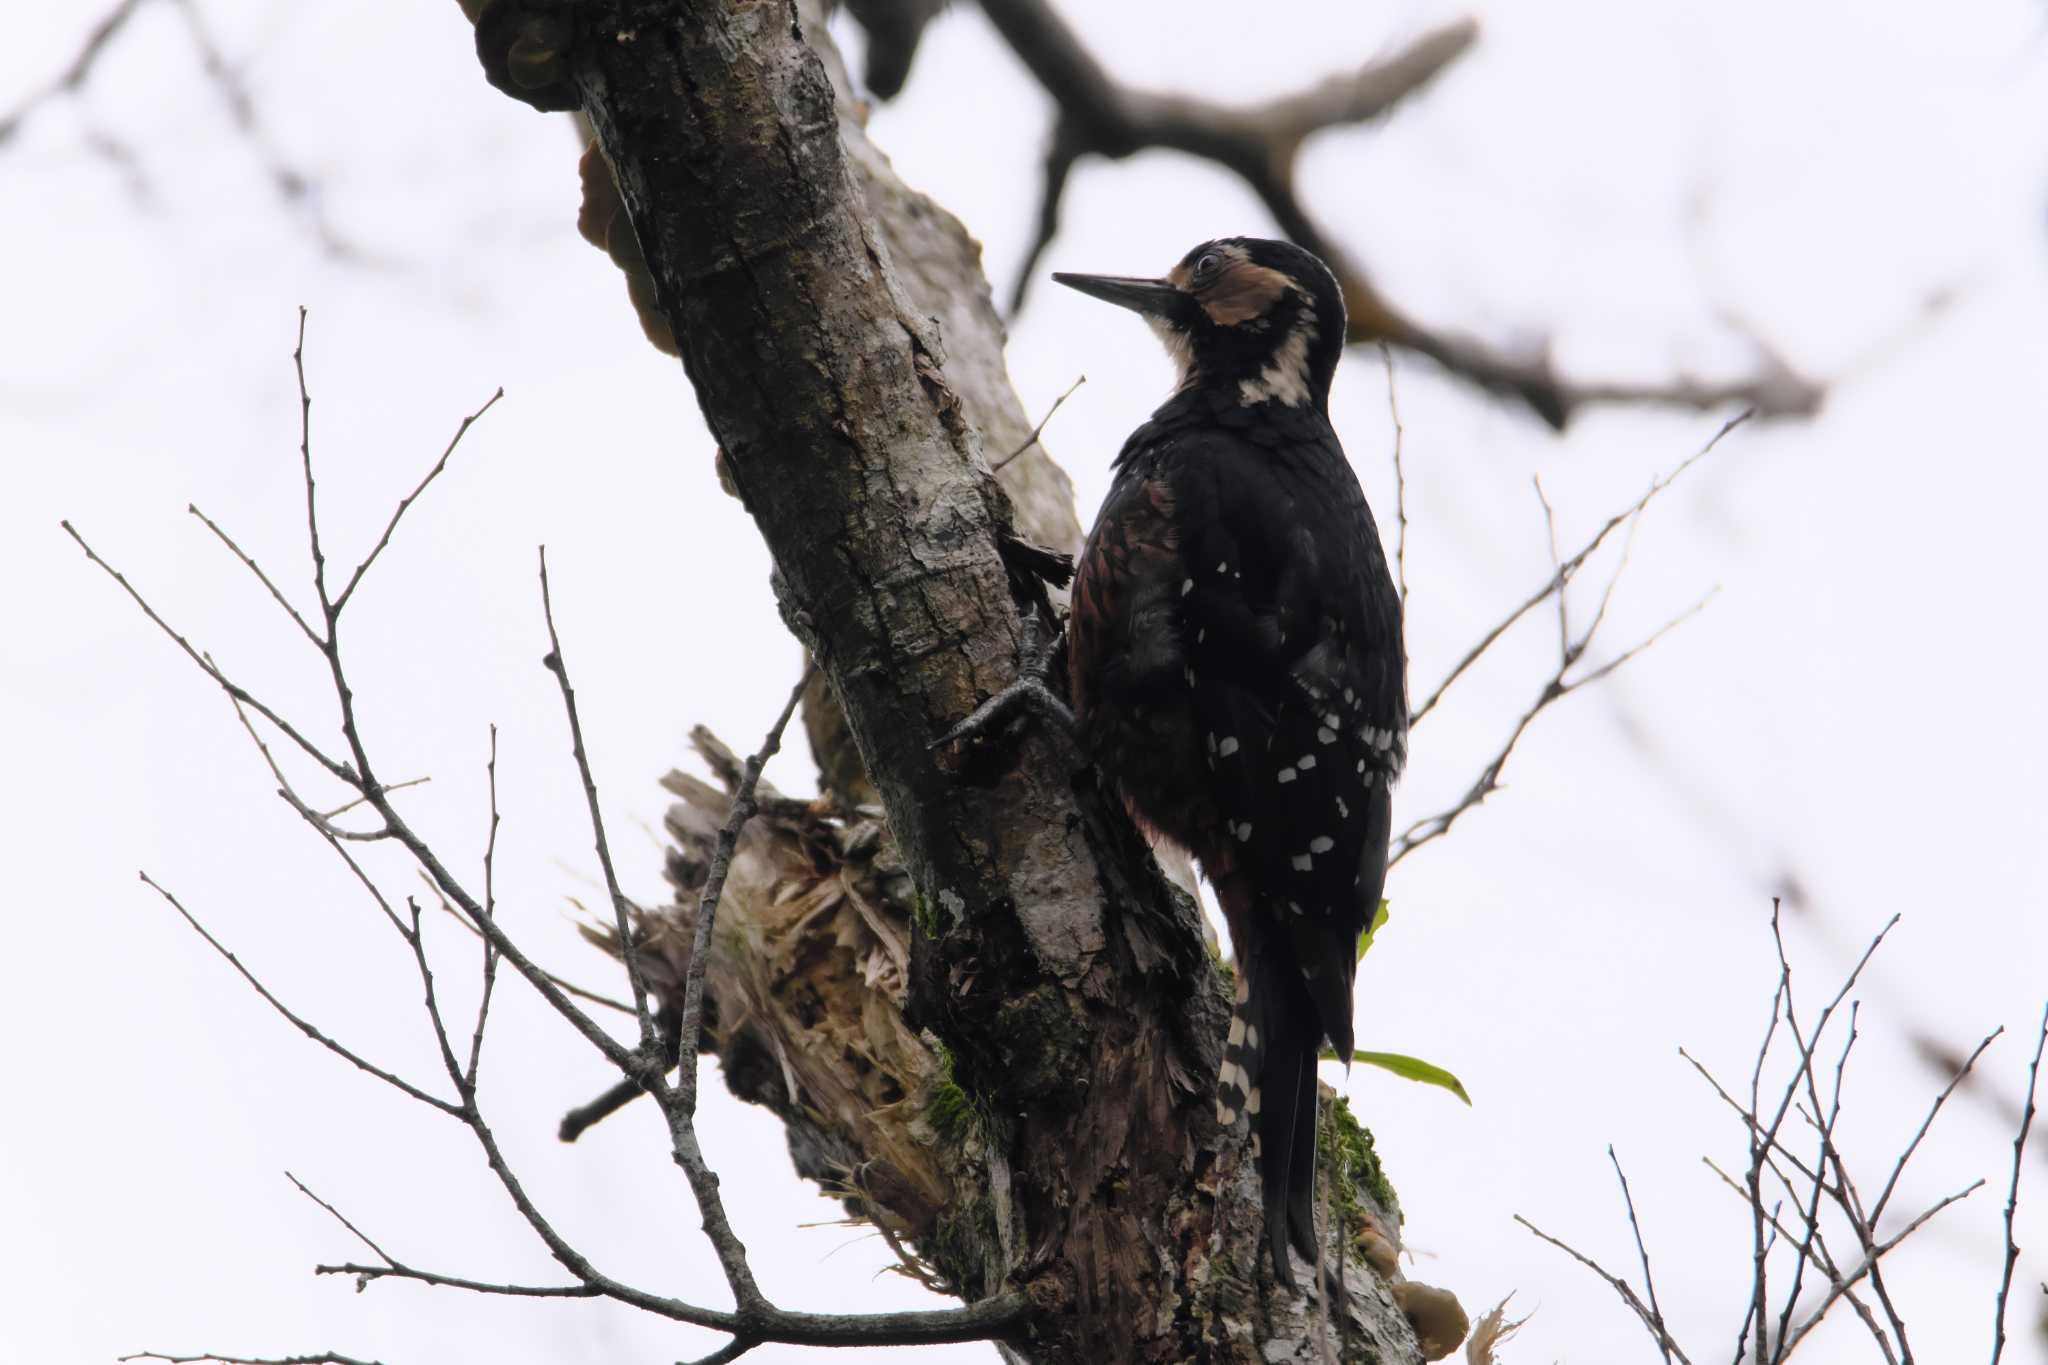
left=1056, top=238, right=1407, bottom=1289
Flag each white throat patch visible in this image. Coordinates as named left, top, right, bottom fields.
left=1148, top=315, right=1197, bottom=391
left=1238, top=318, right=1316, bottom=407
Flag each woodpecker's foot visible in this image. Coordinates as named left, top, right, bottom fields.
left=475, top=0, right=583, bottom=112
left=930, top=613, right=1075, bottom=749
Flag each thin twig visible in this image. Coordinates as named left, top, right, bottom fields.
left=1410, top=409, right=1748, bottom=727
left=121, top=1353, right=384, bottom=1365
left=1514, top=1215, right=1694, bottom=1365
left=538, top=547, right=657, bottom=1058
left=1607, top=1146, right=1675, bottom=1365
left=332, top=388, right=502, bottom=614
left=1390, top=589, right=1710, bottom=867
left=221, top=689, right=409, bottom=941
left=1870, top=1026, right=2001, bottom=1227
left=1532, top=475, right=1568, bottom=661
left=296, top=309, right=327, bottom=611
left=425, top=881, right=636, bottom=1016
left=319, top=777, right=429, bottom=821
left=0, top=0, right=152, bottom=143
left=284, top=1172, right=395, bottom=1265
left=317, top=1263, right=601, bottom=1299
left=990, top=374, right=1084, bottom=472
left=139, top=873, right=458, bottom=1115
left=188, top=503, right=321, bottom=646
left=1780, top=1180, right=1984, bottom=1355
left=467, top=726, right=502, bottom=1087
left=1378, top=343, right=1409, bottom=611
left=62, top=520, right=353, bottom=783
left=1990, top=999, right=2048, bottom=1365
left=668, top=667, right=813, bottom=1309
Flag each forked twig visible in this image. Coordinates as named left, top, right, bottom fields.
left=990, top=374, right=1085, bottom=472
left=1389, top=414, right=1747, bottom=867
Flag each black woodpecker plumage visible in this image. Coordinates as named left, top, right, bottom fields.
left=1057, top=238, right=1407, bottom=1290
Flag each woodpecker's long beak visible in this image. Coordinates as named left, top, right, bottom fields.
left=1053, top=272, right=1181, bottom=318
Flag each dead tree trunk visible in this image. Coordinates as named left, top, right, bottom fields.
left=480, top=1, right=1436, bottom=1358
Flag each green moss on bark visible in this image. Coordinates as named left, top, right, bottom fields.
left=1322, top=1093, right=1395, bottom=1220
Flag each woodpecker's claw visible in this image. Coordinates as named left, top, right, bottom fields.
left=930, top=613, right=1075, bottom=749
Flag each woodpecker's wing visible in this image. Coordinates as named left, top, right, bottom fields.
left=1166, top=415, right=1407, bottom=1059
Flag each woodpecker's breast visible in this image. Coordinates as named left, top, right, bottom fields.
left=1068, top=410, right=1407, bottom=1053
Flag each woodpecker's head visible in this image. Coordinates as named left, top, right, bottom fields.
left=1055, top=238, right=1347, bottom=413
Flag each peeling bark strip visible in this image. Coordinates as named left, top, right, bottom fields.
left=528, top=1, right=1427, bottom=1358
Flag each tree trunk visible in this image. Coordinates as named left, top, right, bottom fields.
left=510, top=1, right=1433, bottom=1358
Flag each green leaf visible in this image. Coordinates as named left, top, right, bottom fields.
left=1354, top=900, right=1390, bottom=962
left=1353, top=1051, right=1472, bottom=1105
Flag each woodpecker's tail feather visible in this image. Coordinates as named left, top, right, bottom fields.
left=1217, top=949, right=1324, bottom=1290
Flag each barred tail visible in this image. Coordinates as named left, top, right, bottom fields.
left=1217, top=949, right=1323, bottom=1290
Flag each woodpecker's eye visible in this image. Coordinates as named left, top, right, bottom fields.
left=1192, top=252, right=1221, bottom=284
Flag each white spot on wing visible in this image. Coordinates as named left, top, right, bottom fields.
left=1277, top=767, right=1297, bottom=784
left=1292, top=853, right=1313, bottom=871
left=1218, top=736, right=1239, bottom=757
left=1309, top=835, right=1334, bottom=853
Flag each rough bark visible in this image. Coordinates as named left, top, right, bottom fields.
left=508, top=1, right=1437, bottom=1358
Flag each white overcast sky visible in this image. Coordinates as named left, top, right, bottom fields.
left=3, top=1, right=2046, bottom=1362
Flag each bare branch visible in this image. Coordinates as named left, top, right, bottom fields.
left=1607, top=1146, right=1675, bottom=1365
left=121, top=1353, right=385, bottom=1365
left=332, top=387, right=503, bottom=615
left=1870, top=1026, right=2001, bottom=1228
left=283, top=1172, right=396, bottom=1266
left=1991, top=999, right=2048, bottom=1365
left=538, top=548, right=655, bottom=1046
left=1514, top=1214, right=1694, bottom=1364
left=0, top=0, right=151, bottom=143
left=990, top=374, right=1086, bottom=472
left=1532, top=475, right=1569, bottom=660
left=1411, top=409, right=1748, bottom=727
left=1390, top=587, right=1708, bottom=866
left=138, top=873, right=459, bottom=1116
left=1781, top=1180, right=1984, bottom=1356
left=667, top=667, right=814, bottom=1309
left=188, top=503, right=322, bottom=646
left=1378, top=343, right=1409, bottom=611
left=316, top=1263, right=601, bottom=1300
left=980, top=0, right=1816, bottom=425
left=219, top=691, right=412, bottom=943
left=295, top=309, right=328, bottom=613
left=467, top=726, right=502, bottom=1087
left=425, top=880, right=636, bottom=1017
left=318, top=777, right=430, bottom=821
left=61, top=520, right=353, bottom=783
left=163, top=0, right=362, bottom=258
